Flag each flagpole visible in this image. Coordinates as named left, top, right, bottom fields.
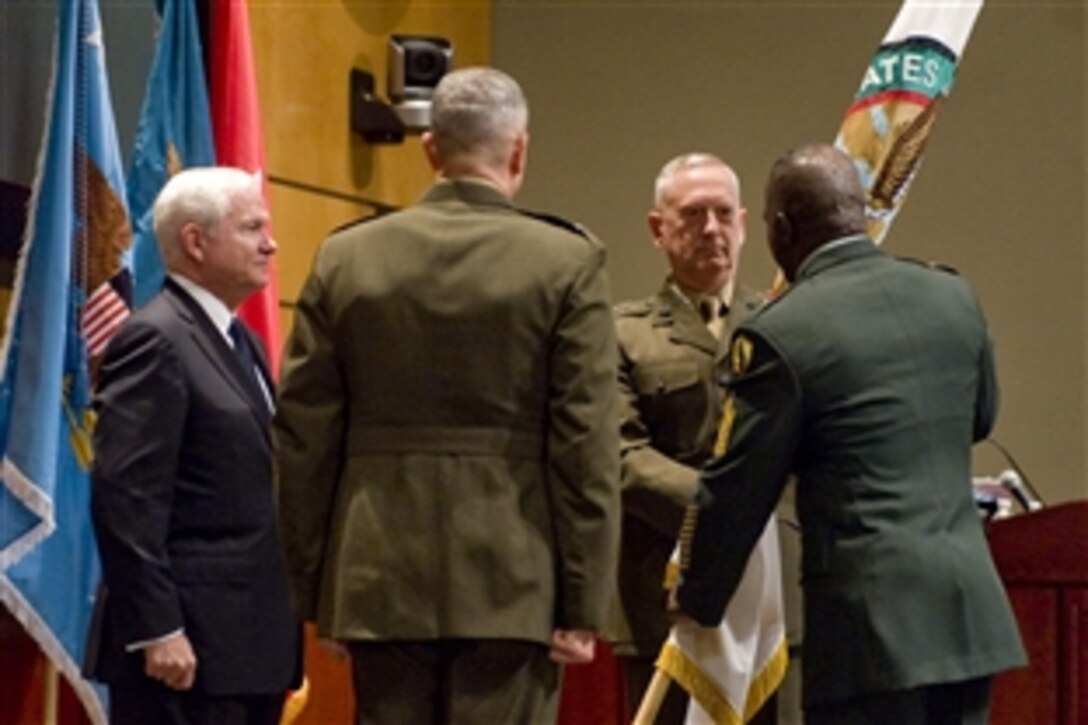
left=42, top=659, right=58, bottom=725
left=632, top=668, right=670, bottom=725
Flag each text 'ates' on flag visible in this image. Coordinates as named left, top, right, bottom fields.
left=835, top=0, right=983, bottom=244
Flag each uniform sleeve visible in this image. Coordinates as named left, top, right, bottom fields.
left=547, top=243, right=622, bottom=631
left=616, top=339, right=698, bottom=534
left=273, top=256, right=348, bottom=621
left=677, top=328, right=800, bottom=627
left=91, top=321, right=188, bottom=646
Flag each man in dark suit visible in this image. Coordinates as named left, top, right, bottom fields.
left=610, top=152, right=764, bottom=722
left=274, top=67, right=619, bottom=724
left=676, top=144, right=1026, bottom=724
left=86, top=167, right=300, bottom=724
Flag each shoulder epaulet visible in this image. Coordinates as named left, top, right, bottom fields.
left=517, top=209, right=590, bottom=239
left=744, top=283, right=794, bottom=319
left=613, top=299, right=653, bottom=317
left=897, top=256, right=960, bottom=275
left=328, top=208, right=394, bottom=236
left=734, top=288, right=767, bottom=314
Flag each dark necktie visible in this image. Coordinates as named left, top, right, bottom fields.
left=228, top=319, right=269, bottom=412
left=699, top=298, right=730, bottom=340
left=229, top=320, right=257, bottom=376
left=698, top=299, right=715, bottom=325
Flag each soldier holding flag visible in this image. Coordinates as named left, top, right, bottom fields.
left=674, top=144, right=1025, bottom=725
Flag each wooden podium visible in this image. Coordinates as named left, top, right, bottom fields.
left=986, top=501, right=1087, bottom=724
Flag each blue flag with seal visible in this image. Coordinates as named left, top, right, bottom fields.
left=0, top=0, right=132, bottom=722
left=128, top=0, right=215, bottom=307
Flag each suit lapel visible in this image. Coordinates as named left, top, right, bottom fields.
left=248, top=330, right=274, bottom=406
left=163, top=281, right=272, bottom=435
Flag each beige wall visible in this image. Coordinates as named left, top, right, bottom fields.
left=494, top=1, right=1087, bottom=504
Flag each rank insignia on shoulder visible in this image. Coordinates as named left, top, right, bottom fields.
left=328, top=210, right=390, bottom=236
left=517, top=209, right=589, bottom=238
left=730, top=334, right=754, bottom=376
left=898, top=256, right=960, bottom=275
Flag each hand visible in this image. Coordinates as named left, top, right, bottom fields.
left=549, top=629, right=596, bottom=664
left=666, top=587, right=695, bottom=626
left=143, top=633, right=197, bottom=690
left=318, top=637, right=349, bottom=661
left=666, top=586, right=681, bottom=616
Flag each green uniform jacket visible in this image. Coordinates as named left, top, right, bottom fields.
left=274, top=179, right=620, bottom=646
left=609, top=282, right=752, bottom=656
left=678, top=237, right=1026, bottom=706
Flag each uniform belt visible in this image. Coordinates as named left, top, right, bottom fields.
left=348, top=425, right=543, bottom=458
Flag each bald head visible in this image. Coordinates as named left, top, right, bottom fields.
left=764, top=144, right=867, bottom=281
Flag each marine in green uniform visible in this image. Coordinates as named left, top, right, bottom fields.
left=611, top=153, right=766, bottom=723
left=274, top=67, right=620, bottom=725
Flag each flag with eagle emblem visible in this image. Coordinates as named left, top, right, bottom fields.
left=0, top=0, right=131, bottom=721
left=836, top=0, right=983, bottom=243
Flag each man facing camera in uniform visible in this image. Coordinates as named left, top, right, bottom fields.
left=85, top=167, right=300, bottom=725
left=274, top=67, right=620, bottom=724
left=676, top=143, right=1026, bottom=724
left=611, top=153, right=775, bottom=723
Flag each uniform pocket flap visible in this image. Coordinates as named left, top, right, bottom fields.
left=632, top=362, right=700, bottom=395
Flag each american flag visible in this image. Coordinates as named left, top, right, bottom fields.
left=81, top=277, right=129, bottom=358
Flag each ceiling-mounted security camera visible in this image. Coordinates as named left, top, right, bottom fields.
left=387, top=34, right=453, bottom=131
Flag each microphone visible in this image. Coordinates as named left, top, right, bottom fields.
left=984, top=438, right=1046, bottom=512
left=972, top=489, right=1001, bottom=521
left=996, top=470, right=1043, bottom=513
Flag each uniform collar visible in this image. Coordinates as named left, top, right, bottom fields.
left=667, top=278, right=730, bottom=319
left=796, top=234, right=878, bottom=280
left=652, top=279, right=721, bottom=355
left=421, top=177, right=515, bottom=209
